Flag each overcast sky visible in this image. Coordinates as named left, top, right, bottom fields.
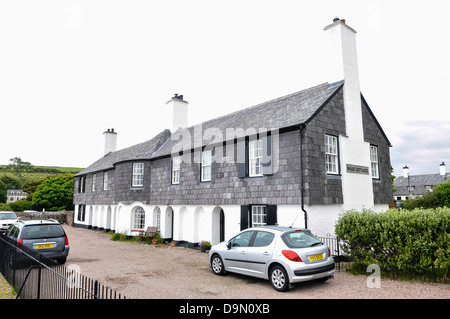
left=1, top=0, right=449, bottom=178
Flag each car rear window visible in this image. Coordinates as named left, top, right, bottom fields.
left=282, top=231, right=323, bottom=248
left=21, top=224, right=65, bottom=240
left=0, top=212, right=17, bottom=220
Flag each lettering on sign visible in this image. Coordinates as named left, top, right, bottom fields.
left=346, top=164, right=369, bottom=175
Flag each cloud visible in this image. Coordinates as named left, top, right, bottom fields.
left=389, top=120, right=450, bottom=176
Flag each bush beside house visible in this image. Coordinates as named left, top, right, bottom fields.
left=335, top=208, right=449, bottom=281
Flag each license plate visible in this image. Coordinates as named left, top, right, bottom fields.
left=309, top=253, right=324, bottom=262
left=35, top=244, right=53, bottom=249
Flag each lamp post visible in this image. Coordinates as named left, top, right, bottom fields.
left=403, top=165, right=410, bottom=199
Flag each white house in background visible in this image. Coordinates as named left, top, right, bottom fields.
left=73, top=18, right=393, bottom=247
left=6, top=189, right=28, bottom=204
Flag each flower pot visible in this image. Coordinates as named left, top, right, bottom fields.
left=170, top=242, right=176, bottom=247
left=200, top=246, right=209, bottom=253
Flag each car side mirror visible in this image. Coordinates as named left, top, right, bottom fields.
left=226, top=241, right=231, bottom=250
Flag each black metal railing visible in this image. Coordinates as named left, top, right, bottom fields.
left=317, top=234, right=352, bottom=272
left=0, top=234, right=125, bottom=299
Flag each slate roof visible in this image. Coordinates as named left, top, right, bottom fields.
left=77, top=80, right=349, bottom=175
left=393, top=173, right=450, bottom=196
left=77, top=129, right=171, bottom=176
left=156, top=81, right=344, bottom=157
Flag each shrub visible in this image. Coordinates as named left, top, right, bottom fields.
left=8, top=200, right=33, bottom=212
left=402, top=180, right=450, bottom=210
left=335, top=208, right=449, bottom=279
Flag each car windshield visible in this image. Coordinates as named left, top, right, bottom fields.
left=0, top=212, right=17, bottom=220
left=21, top=224, right=65, bottom=240
left=282, top=231, right=323, bottom=248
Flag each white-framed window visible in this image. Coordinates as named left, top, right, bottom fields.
left=133, top=206, right=145, bottom=230
left=79, top=176, right=85, bottom=193
left=155, top=207, right=161, bottom=231
left=370, top=145, right=379, bottom=179
left=172, top=156, right=181, bottom=184
left=132, top=163, right=144, bottom=187
left=103, top=171, right=109, bottom=191
left=325, top=134, right=339, bottom=174
left=92, top=174, right=96, bottom=192
left=201, top=149, right=212, bottom=182
left=249, top=139, right=263, bottom=177
left=251, top=205, right=267, bottom=227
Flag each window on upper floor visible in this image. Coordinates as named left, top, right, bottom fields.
left=103, top=171, right=109, bottom=191
left=79, top=176, right=86, bottom=193
left=92, top=174, right=96, bottom=192
left=249, top=139, right=263, bottom=177
left=325, top=134, right=339, bottom=175
left=201, top=149, right=212, bottom=182
left=132, top=163, right=144, bottom=187
left=370, top=145, right=379, bottom=179
left=172, top=156, right=181, bottom=185
left=237, top=134, right=274, bottom=178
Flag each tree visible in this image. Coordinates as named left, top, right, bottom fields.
left=0, top=180, right=6, bottom=203
left=32, top=174, right=74, bottom=211
left=22, top=178, right=46, bottom=201
left=0, top=174, right=22, bottom=190
left=8, top=157, right=34, bottom=172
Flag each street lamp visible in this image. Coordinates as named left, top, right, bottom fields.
left=403, top=165, right=410, bottom=199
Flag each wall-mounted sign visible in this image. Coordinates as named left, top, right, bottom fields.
left=346, top=164, right=369, bottom=175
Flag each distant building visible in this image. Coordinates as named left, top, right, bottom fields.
left=393, top=162, right=449, bottom=200
left=6, top=189, right=28, bottom=204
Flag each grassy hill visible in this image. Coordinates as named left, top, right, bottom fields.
left=0, top=165, right=84, bottom=183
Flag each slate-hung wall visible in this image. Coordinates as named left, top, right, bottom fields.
left=148, top=129, right=302, bottom=206
left=361, top=97, right=393, bottom=204
left=74, top=170, right=115, bottom=206
left=302, top=87, right=346, bottom=205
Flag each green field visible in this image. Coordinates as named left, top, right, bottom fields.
left=0, top=165, right=84, bottom=182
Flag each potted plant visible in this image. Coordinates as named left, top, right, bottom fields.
left=198, top=240, right=211, bottom=253
left=152, top=232, right=162, bottom=246
left=170, top=240, right=176, bottom=247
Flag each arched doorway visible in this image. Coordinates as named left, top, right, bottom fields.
left=212, top=206, right=225, bottom=245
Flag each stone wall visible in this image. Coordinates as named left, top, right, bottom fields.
left=15, top=211, right=73, bottom=226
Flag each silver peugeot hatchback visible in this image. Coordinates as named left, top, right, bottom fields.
left=208, top=225, right=335, bottom=291
left=5, top=219, right=70, bottom=264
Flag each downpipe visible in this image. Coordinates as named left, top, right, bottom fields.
left=299, top=124, right=308, bottom=229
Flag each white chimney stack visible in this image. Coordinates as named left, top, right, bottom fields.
left=323, top=18, right=374, bottom=211
left=103, top=128, right=117, bottom=155
left=403, top=165, right=410, bottom=178
left=166, top=94, right=188, bottom=132
left=324, top=18, right=363, bottom=141
left=440, top=162, right=446, bottom=176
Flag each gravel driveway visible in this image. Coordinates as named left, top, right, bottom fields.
left=63, top=225, right=449, bottom=299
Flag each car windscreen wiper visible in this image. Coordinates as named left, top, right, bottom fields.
left=310, top=242, right=322, bottom=247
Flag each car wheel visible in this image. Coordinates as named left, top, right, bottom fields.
left=270, top=265, right=289, bottom=292
left=211, top=254, right=225, bottom=275
left=56, top=257, right=67, bottom=265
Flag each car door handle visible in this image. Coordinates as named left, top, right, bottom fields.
left=263, top=251, right=270, bottom=255
left=240, top=250, right=246, bottom=254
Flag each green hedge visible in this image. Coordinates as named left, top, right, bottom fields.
left=335, top=208, right=449, bottom=278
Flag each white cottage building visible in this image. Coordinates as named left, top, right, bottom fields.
left=73, top=19, right=393, bottom=246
